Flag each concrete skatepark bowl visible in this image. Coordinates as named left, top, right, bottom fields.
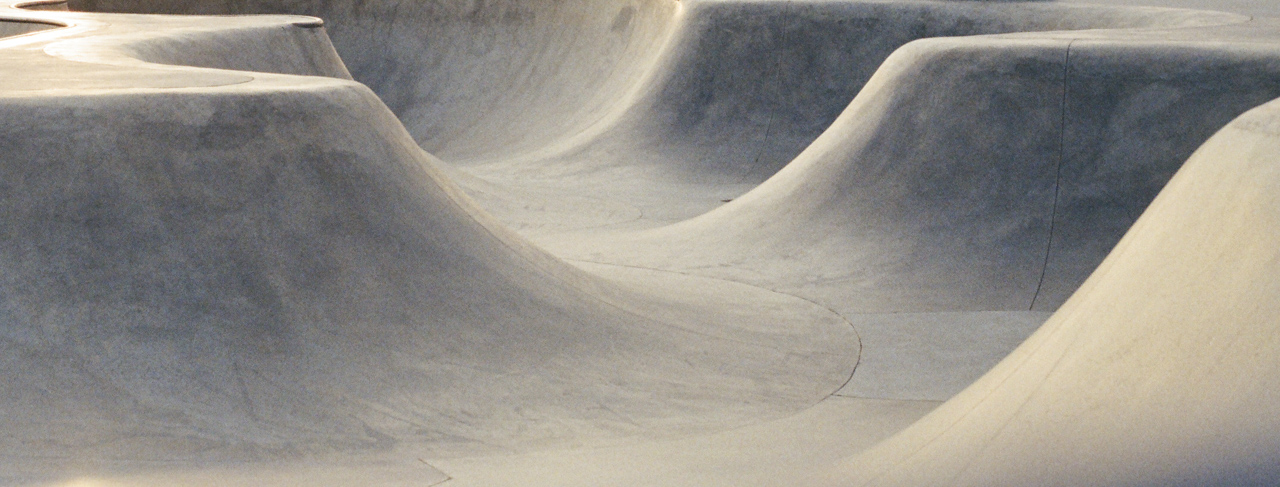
left=3, top=0, right=1280, bottom=485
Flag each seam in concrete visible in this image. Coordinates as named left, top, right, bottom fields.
left=829, top=393, right=943, bottom=405
left=564, top=257, right=863, bottom=402
left=747, top=29, right=785, bottom=184
left=1029, top=38, right=1074, bottom=312
left=866, top=44, right=1081, bottom=481
left=417, top=458, right=454, bottom=486
left=230, top=360, right=261, bottom=423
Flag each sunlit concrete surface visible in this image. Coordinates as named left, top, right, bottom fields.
left=2, top=0, right=1280, bottom=485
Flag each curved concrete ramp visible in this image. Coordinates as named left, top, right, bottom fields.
left=4, top=0, right=1280, bottom=486
left=75, top=0, right=685, bottom=162
left=824, top=92, right=1280, bottom=487
left=573, top=30, right=1280, bottom=312
left=0, top=3, right=853, bottom=484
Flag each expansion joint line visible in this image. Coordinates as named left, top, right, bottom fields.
left=417, top=457, right=454, bottom=485
left=747, top=32, right=786, bottom=183
left=566, top=258, right=863, bottom=402
left=1029, top=39, right=1074, bottom=311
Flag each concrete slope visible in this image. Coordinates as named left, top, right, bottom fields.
left=70, top=1, right=1250, bottom=232
left=0, top=4, right=855, bottom=484
left=457, top=81, right=1280, bottom=487
left=457, top=1, right=1252, bottom=233
left=560, top=23, right=1280, bottom=314
left=424, top=16, right=1280, bottom=483
left=65, top=4, right=1273, bottom=311
left=818, top=87, right=1280, bottom=487
left=473, top=0, right=1244, bottom=179
left=72, top=0, right=683, bottom=163
left=10, top=1, right=1280, bottom=486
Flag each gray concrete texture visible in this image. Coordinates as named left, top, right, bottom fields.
left=2, top=0, right=1280, bottom=485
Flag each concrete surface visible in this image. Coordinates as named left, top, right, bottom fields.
left=2, top=0, right=1280, bottom=486
left=824, top=90, right=1280, bottom=487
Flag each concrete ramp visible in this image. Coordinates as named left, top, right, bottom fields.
left=5, top=0, right=1280, bottom=486
left=824, top=90, right=1280, bottom=487
left=0, top=3, right=853, bottom=484
left=75, top=0, right=684, bottom=162
left=572, top=30, right=1280, bottom=312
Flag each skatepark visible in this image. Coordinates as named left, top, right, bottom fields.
left=2, top=0, right=1280, bottom=485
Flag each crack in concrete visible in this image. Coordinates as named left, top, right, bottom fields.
left=1029, top=38, right=1074, bottom=312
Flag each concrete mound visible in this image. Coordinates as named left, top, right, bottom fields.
left=825, top=90, right=1280, bottom=487
left=0, top=3, right=853, bottom=484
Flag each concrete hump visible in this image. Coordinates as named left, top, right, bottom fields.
left=0, top=1, right=855, bottom=483
left=823, top=91, right=1280, bottom=487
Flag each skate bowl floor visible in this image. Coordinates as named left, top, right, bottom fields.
left=4, top=0, right=1280, bottom=485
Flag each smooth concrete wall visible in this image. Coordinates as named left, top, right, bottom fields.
left=118, top=20, right=354, bottom=79
left=1037, top=39, right=1280, bottom=308
left=0, top=22, right=854, bottom=479
left=10, top=1, right=1280, bottom=485
left=821, top=93, right=1280, bottom=486
left=73, top=0, right=682, bottom=162
left=68, top=0, right=1241, bottom=172
left=71, top=5, right=1275, bottom=318
left=0, top=18, right=58, bottom=37
left=543, top=0, right=1246, bottom=183
left=577, top=26, right=1280, bottom=312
